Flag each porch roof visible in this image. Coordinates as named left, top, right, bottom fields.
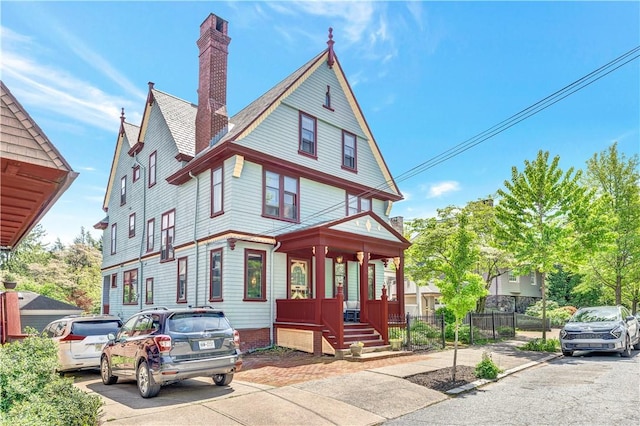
left=275, top=211, right=410, bottom=260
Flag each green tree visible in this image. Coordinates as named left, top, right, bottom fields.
left=0, top=224, right=51, bottom=275
left=406, top=209, right=487, bottom=380
left=496, top=150, right=593, bottom=341
left=582, top=142, right=640, bottom=310
left=464, top=199, right=514, bottom=312
left=547, top=264, right=602, bottom=307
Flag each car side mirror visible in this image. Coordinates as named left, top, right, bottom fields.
left=107, top=332, right=116, bottom=341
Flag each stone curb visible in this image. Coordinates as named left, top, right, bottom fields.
left=445, top=352, right=562, bottom=395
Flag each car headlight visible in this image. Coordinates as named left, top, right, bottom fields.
left=559, top=329, right=567, bottom=339
left=610, top=325, right=624, bottom=339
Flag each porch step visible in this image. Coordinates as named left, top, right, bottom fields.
left=324, top=322, right=385, bottom=350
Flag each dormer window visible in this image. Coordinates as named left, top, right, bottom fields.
left=299, top=112, right=317, bottom=158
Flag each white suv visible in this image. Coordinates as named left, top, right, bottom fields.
left=43, top=315, right=123, bottom=372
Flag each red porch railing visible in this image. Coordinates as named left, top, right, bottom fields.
left=275, top=299, right=316, bottom=323
left=364, top=287, right=389, bottom=344
left=321, top=290, right=344, bottom=348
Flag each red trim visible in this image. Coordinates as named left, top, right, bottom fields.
left=210, top=165, right=224, bottom=217
left=298, top=111, right=318, bottom=159
left=123, top=268, right=138, bottom=305
left=175, top=153, right=194, bottom=162
left=128, top=142, right=143, bottom=156
left=120, top=176, right=127, bottom=206
left=148, top=151, right=157, bottom=188
left=146, top=218, right=155, bottom=252
left=166, top=144, right=402, bottom=202
left=341, top=130, right=357, bottom=172
left=209, top=248, right=223, bottom=302
left=110, top=273, right=117, bottom=288
left=177, top=256, right=188, bottom=303
left=128, top=213, right=136, bottom=238
left=244, top=249, right=267, bottom=301
left=145, top=277, right=154, bottom=304
left=262, top=170, right=300, bottom=223
left=133, top=165, right=140, bottom=182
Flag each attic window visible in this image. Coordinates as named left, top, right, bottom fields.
left=323, top=85, right=334, bottom=111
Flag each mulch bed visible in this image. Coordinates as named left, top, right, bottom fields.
left=405, top=365, right=478, bottom=392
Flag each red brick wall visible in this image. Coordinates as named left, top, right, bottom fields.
left=238, top=327, right=271, bottom=352
left=196, top=14, right=231, bottom=155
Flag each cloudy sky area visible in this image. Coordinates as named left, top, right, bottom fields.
left=1, top=1, right=638, bottom=245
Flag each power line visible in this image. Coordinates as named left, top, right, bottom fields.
left=261, top=46, right=640, bottom=237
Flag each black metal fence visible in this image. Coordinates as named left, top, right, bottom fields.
left=388, top=313, right=445, bottom=351
left=388, top=312, right=551, bottom=350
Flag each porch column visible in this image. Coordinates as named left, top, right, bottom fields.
left=314, top=245, right=326, bottom=325
left=360, top=251, right=369, bottom=323
left=396, top=254, right=405, bottom=318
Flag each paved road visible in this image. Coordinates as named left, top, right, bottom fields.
left=385, top=351, right=640, bottom=426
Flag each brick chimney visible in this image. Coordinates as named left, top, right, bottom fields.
left=196, top=13, right=231, bottom=154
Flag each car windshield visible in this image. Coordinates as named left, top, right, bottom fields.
left=570, top=307, right=619, bottom=323
left=70, top=320, right=122, bottom=336
left=167, top=312, right=230, bottom=333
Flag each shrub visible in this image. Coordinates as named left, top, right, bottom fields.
left=0, top=330, right=103, bottom=425
left=445, top=323, right=480, bottom=344
left=519, top=338, right=560, bottom=352
left=436, top=306, right=455, bottom=324
left=410, top=320, right=441, bottom=338
left=475, top=351, right=503, bottom=380
left=497, top=326, right=515, bottom=337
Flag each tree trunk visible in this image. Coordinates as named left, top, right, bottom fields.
left=541, top=271, right=547, bottom=342
left=452, top=322, right=458, bottom=381
left=476, top=296, right=487, bottom=314
left=616, top=275, right=622, bottom=305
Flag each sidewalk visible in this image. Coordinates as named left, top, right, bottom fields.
left=75, top=333, right=560, bottom=425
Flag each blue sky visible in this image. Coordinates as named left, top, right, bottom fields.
left=2, top=1, right=639, bottom=246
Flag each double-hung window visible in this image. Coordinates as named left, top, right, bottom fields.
left=264, top=171, right=298, bottom=221
left=120, top=176, right=127, bottom=205
left=133, top=165, right=140, bottom=182
left=177, top=257, right=187, bottom=302
left=123, top=269, right=138, bottom=304
left=146, top=219, right=155, bottom=252
left=129, top=213, right=136, bottom=238
left=211, top=166, right=223, bottom=216
left=346, top=194, right=371, bottom=216
left=299, top=112, right=317, bottom=157
left=110, top=224, right=117, bottom=255
left=145, top=278, right=154, bottom=304
left=210, top=249, right=222, bottom=301
left=161, top=210, right=175, bottom=261
left=508, top=271, right=518, bottom=283
left=342, top=131, right=356, bottom=171
left=245, top=249, right=266, bottom=301
left=149, top=151, right=157, bottom=187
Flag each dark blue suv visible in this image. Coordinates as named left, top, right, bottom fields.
left=100, top=307, right=242, bottom=398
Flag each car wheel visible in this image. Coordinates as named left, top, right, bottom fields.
left=213, top=373, right=233, bottom=386
left=137, top=360, right=161, bottom=398
left=621, top=335, right=632, bottom=358
left=100, top=356, right=118, bottom=385
left=562, top=350, right=573, bottom=357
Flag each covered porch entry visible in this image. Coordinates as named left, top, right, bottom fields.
left=273, top=212, right=410, bottom=355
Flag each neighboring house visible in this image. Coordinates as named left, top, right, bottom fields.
left=486, top=270, right=543, bottom=313
left=95, top=14, right=410, bottom=355
left=17, top=291, right=83, bottom=333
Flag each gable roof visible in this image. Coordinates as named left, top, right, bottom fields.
left=16, top=291, right=83, bottom=312
left=168, top=48, right=401, bottom=201
left=0, top=81, right=78, bottom=249
left=102, top=118, right=140, bottom=211
left=152, top=89, right=197, bottom=157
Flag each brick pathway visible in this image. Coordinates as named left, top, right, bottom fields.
left=235, top=352, right=435, bottom=387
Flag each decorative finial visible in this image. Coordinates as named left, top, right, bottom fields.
left=327, top=27, right=335, bottom=69
left=119, top=108, right=126, bottom=135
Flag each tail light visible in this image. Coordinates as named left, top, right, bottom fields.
left=154, top=335, right=172, bottom=354
left=233, top=330, right=240, bottom=348
left=60, top=334, right=85, bottom=342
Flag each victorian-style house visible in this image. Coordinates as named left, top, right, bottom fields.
left=96, top=14, right=410, bottom=354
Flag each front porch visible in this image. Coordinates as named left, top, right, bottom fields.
left=272, top=212, right=410, bottom=356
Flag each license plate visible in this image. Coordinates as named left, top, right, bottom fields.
left=199, top=340, right=216, bottom=350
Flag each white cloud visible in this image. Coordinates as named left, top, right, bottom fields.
left=0, top=26, right=144, bottom=132
left=425, top=181, right=461, bottom=198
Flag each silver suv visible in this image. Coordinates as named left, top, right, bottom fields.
left=43, top=315, right=123, bottom=372
left=559, top=305, right=640, bottom=357
left=100, top=307, right=242, bottom=398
